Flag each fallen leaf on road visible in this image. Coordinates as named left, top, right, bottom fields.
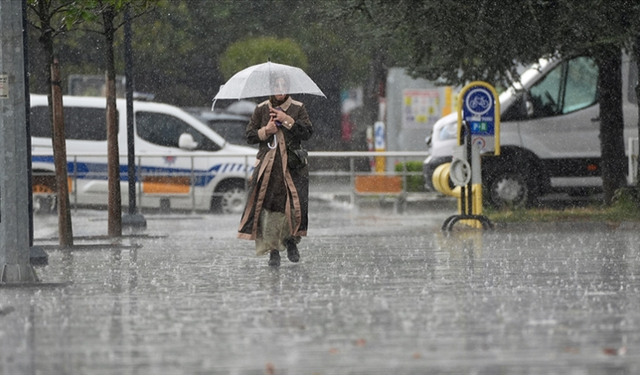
left=602, top=347, right=626, bottom=356
left=563, top=347, right=580, bottom=354
left=265, top=362, right=275, bottom=375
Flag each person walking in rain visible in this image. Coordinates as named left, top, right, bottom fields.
left=237, top=73, right=313, bottom=267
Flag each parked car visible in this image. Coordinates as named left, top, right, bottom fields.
left=423, top=53, right=638, bottom=207
left=186, top=109, right=255, bottom=148
left=30, top=94, right=257, bottom=214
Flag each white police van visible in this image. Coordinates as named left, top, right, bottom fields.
left=423, top=54, right=638, bottom=207
left=30, top=94, right=256, bottom=214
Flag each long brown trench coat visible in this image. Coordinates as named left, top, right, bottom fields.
left=237, top=96, right=313, bottom=240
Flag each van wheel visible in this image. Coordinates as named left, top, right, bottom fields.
left=211, top=181, right=246, bottom=215
left=486, top=172, right=530, bottom=209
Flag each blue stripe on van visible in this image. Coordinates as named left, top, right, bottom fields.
left=32, top=156, right=251, bottom=187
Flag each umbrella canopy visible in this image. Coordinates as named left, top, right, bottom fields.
left=214, top=62, right=326, bottom=100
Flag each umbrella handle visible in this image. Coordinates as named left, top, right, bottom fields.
left=267, top=134, right=277, bottom=149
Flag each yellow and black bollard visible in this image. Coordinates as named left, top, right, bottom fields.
left=440, top=121, right=493, bottom=231
left=435, top=81, right=501, bottom=232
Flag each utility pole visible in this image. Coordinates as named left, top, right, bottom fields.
left=0, top=0, right=39, bottom=282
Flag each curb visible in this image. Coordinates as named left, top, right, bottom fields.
left=492, top=221, right=640, bottom=232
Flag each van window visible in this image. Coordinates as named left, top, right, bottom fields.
left=529, top=63, right=562, bottom=118
left=136, top=111, right=220, bottom=151
left=528, top=56, right=598, bottom=118
left=563, top=57, right=598, bottom=113
left=30, top=106, right=109, bottom=141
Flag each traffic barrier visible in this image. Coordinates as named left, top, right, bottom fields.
left=354, top=175, right=402, bottom=194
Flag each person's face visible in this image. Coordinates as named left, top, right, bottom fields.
left=273, top=77, right=288, bottom=101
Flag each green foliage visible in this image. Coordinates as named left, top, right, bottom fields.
left=27, top=0, right=81, bottom=32
left=394, top=161, right=425, bottom=192
left=345, top=0, right=640, bottom=88
left=611, top=188, right=640, bottom=211
left=27, top=0, right=375, bottom=109
left=219, top=37, right=308, bottom=80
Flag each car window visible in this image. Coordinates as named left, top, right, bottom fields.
left=136, top=111, right=220, bottom=151
left=30, top=106, right=110, bottom=141
left=528, top=56, right=598, bottom=118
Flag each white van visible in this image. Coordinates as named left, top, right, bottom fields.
left=30, top=94, right=256, bottom=214
left=423, top=54, right=638, bottom=207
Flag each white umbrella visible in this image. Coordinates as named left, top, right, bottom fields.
left=214, top=61, right=326, bottom=100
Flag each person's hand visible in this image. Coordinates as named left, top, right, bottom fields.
left=270, top=108, right=293, bottom=127
left=264, top=117, right=278, bottom=136
left=270, top=108, right=284, bottom=123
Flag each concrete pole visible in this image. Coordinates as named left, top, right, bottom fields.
left=0, top=0, right=38, bottom=282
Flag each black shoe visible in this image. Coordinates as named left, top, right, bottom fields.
left=268, top=250, right=281, bottom=267
left=285, top=238, right=300, bottom=263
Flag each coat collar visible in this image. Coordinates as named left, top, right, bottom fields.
left=269, top=96, right=293, bottom=111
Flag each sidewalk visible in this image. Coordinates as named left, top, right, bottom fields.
left=2, top=204, right=640, bottom=374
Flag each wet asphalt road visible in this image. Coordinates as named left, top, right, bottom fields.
left=2, top=199, right=640, bottom=375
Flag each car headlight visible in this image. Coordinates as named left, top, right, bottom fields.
left=439, top=122, right=458, bottom=141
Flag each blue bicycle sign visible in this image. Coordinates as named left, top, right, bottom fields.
left=459, top=82, right=500, bottom=154
left=465, top=89, right=492, bottom=116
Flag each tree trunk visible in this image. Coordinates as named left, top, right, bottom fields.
left=597, top=47, right=626, bottom=205
left=35, top=3, right=74, bottom=246
left=50, top=60, right=73, bottom=247
left=34, top=1, right=54, bottom=94
left=103, top=6, right=122, bottom=237
left=363, top=53, right=386, bottom=127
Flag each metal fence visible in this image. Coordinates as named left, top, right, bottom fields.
left=308, top=151, right=431, bottom=207
left=32, top=151, right=432, bottom=212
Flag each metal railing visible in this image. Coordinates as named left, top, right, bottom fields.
left=308, top=151, right=431, bottom=207
left=32, top=151, right=432, bottom=212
